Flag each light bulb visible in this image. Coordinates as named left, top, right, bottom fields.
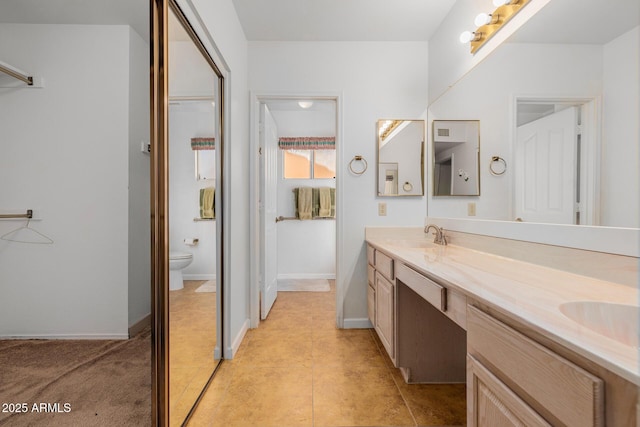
left=298, top=101, right=313, bottom=109
left=459, top=31, right=474, bottom=44
left=474, top=13, right=492, bottom=26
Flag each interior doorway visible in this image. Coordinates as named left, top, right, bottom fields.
left=513, top=97, right=599, bottom=225
left=250, top=94, right=341, bottom=326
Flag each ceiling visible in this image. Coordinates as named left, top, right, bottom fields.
left=0, top=0, right=149, bottom=41
left=1, top=0, right=637, bottom=46
left=231, top=0, right=456, bottom=41
left=508, top=0, right=639, bottom=44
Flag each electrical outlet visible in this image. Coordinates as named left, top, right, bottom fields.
left=378, top=202, right=387, bottom=216
left=467, top=202, right=476, bottom=216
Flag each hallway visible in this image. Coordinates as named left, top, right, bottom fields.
left=187, top=283, right=465, bottom=426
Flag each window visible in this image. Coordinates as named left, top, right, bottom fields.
left=280, top=137, right=336, bottom=179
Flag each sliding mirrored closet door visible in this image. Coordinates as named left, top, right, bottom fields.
left=151, top=0, right=224, bottom=425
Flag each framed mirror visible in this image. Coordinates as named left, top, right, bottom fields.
left=377, top=119, right=425, bottom=196
left=432, top=120, right=480, bottom=196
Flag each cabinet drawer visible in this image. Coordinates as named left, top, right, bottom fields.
left=467, top=306, right=604, bottom=427
left=367, top=265, right=375, bottom=286
left=367, top=245, right=375, bottom=266
left=374, top=250, right=394, bottom=281
left=396, top=262, right=446, bottom=312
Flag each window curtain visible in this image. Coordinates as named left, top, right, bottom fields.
left=278, top=136, right=335, bottom=150
left=191, top=137, right=215, bottom=150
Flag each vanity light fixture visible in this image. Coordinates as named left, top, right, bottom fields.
left=460, top=0, right=530, bottom=54
left=298, top=100, right=313, bottom=109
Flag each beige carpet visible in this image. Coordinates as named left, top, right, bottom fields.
left=0, top=328, right=151, bottom=426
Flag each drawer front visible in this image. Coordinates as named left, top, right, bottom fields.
left=467, top=306, right=604, bottom=427
left=367, top=265, right=375, bottom=286
left=367, top=245, right=375, bottom=266
left=375, top=250, right=394, bottom=281
left=396, top=262, right=446, bottom=312
left=367, top=282, right=375, bottom=325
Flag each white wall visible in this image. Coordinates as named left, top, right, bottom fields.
left=249, top=41, right=429, bottom=325
left=0, top=24, right=147, bottom=337
left=601, top=26, right=639, bottom=228
left=128, top=27, right=152, bottom=328
left=190, top=0, right=251, bottom=356
left=428, top=43, right=602, bottom=221
left=270, top=108, right=336, bottom=279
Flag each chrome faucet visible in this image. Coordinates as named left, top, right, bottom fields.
left=424, top=224, right=447, bottom=245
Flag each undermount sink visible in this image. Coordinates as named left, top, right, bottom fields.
left=559, top=301, right=639, bottom=348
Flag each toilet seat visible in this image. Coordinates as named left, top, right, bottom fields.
left=170, top=252, right=192, bottom=260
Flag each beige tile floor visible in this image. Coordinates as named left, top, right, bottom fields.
left=170, top=280, right=220, bottom=426
left=187, top=282, right=466, bottom=427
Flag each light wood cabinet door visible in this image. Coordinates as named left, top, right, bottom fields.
left=375, top=272, right=394, bottom=358
left=468, top=355, right=551, bottom=427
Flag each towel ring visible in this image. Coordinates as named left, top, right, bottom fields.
left=349, top=155, right=368, bottom=175
left=489, top=156, right=507, bottom=176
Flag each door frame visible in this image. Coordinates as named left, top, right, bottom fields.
left=510, top=95, right=601, bottom=224
left=249, top=91, right=344, bottom=329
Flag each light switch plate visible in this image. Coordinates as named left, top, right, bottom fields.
left=378, top=202, right=387, bottom=216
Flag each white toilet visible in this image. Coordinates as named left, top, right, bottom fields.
left=169, top=251, right=193, bottom=291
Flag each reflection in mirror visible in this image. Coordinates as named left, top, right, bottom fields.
left=377, top=120, right=425, bottom=196
left=168, top=4, right=222, bottom=426
left=427, top=0, right=639, bottom=228
left=433, top=120, right=480, bottom=196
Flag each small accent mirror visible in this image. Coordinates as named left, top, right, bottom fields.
left=432, top=120, right=480, bottom=196
left=377, top=119, right=425, bottom=196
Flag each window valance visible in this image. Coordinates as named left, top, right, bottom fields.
left=191, top=137, right=215, bottom=150
left=278, top=136, right=335, bottom=150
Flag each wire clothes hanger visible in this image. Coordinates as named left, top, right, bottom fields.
left=1, top=219, right=54, bottom=244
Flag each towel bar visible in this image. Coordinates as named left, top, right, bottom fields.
left=276, top=216, right=335, bottom=223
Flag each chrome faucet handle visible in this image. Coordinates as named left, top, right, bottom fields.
left=424, top=224, right=447, bottom=245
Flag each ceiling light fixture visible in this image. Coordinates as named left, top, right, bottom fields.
left=298, top=101, right=313, bottom=109
left=460, top=0, right=530, bottom=54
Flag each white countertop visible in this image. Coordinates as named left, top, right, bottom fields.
left=365, top=230, right=639, bottom=386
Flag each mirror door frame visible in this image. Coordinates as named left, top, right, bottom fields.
left=151, top=0, right=226, bottom=424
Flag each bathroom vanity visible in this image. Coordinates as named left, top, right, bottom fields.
left=366, top=227, right=639, bottom=427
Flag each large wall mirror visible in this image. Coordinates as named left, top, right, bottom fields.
left=377, top=119, right=425, bottom=196
left=427, top=0, right=639, bottom=228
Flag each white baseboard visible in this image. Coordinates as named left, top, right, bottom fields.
left=128, top=313, right=151, bottom=338
left=183, top=273, right=216, bottom=280
left=277, top=273, right=336, bottom=280
left=343, top=318, right=373, bottom=329
left=0, top=333, right=129, bottom=340
left=226, top=318, right=250, bottom=359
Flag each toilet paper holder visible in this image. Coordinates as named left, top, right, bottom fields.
left=184, top=238, right=199, bottom=246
